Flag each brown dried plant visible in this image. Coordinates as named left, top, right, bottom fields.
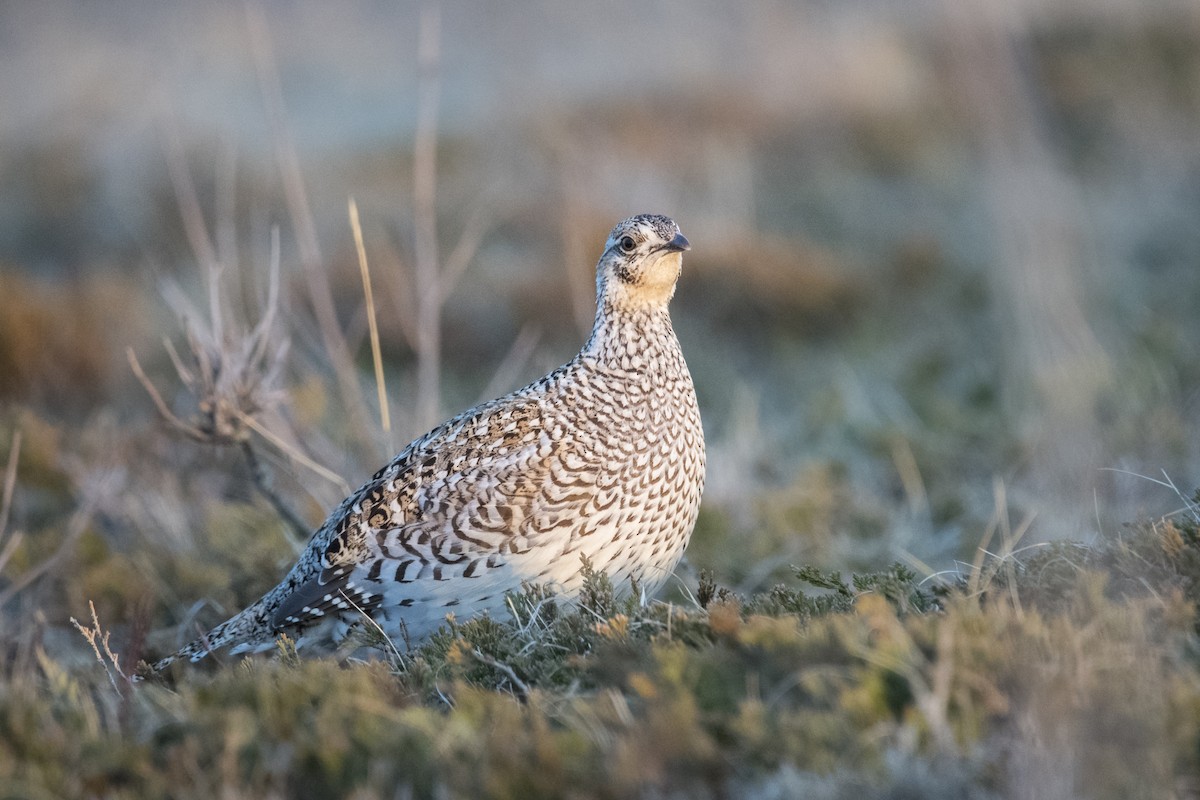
left=127, top=228, right=287, bottom=450
left=126, top=223, right=321, bottom=539
left=70, top=600, right=129, bottom=696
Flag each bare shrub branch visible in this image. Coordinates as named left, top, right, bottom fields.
left=71, top=600, right=129, bottom=696
left=133, top=225, right=289, bottom=448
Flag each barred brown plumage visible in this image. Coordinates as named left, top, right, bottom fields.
left=151, top=214, right=705, bottom=671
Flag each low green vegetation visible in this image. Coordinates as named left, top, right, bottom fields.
left=3, top=507, right=1198, bottom=798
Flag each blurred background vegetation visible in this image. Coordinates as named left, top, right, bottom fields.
left=1, top=1, right=1199, bottom=796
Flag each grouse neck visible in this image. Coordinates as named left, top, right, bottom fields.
left=581, top=299, right=679, bottom=367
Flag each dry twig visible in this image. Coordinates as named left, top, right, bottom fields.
left=71, top=600, right=129, bottom=696
left=471, top=648, right=531, bottom=699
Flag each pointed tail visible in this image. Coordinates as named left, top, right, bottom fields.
left=149, top=598, right=275, bottom=673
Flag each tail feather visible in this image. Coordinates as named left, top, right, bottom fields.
left=149, top=599, right=274, bottom=673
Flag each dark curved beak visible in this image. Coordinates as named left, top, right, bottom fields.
left=663, top=232, right=691, bottom=253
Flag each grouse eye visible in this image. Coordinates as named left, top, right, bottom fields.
left=619, top=236, right=636, bottom=253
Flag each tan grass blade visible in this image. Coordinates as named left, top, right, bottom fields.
left=246, top=2, right=375, bottom=450
left=349, top=198, right=392, bottom=448
left=235, top=410, right=352, bottom=497
left=0, top=432, right=23, bottom=575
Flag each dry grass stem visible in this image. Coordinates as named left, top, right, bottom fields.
left=163, top=122, right=220, bottom=274
left=161, top=336, right=196, bottom=387
left=1101, top=468, right=1200, bottom=526
left=0, top=468, right=116, bottom=608
left=215, top=141, right=238, bottom=273
left=922, top=617, right=957, bottom=755
left=966, top=478, right=1044, bottom=614
left=411, top=2, right=443, bottom=433
left=0, top=432, right=21, bottom=534
left=967, top=478, right=1005, bottom=598
left=474, top=324, right=541, bottom=405
left=126, top=347, right=203, bottom=442
left=999, top=514, right=1037, bottom=617
left=437, top=203, right=491, bottom=304
left=890, top=435, right=929, bottom=519
left=235, top=410, right=351, bottom=496
left=240, top=440, right=311, bottom=546
left=338, top=589, right=406, bottom=667
left=0, top=432, right=23, bottom=576
left=71, top=600, right=128, bottom=695
left=246, top=1, right=375, bottom=449
left=471, top=648, right=531, bottom=699
left=349, top=197, right=392, bottom=448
